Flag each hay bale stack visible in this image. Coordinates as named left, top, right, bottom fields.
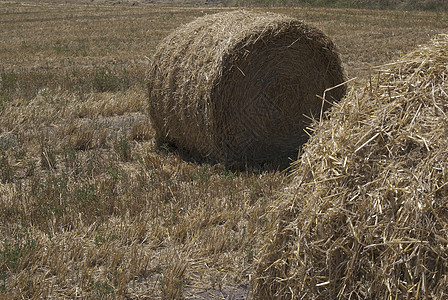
left=254, top=34, right=448, bottom=299
left=147, top=11, right=345, bottom=166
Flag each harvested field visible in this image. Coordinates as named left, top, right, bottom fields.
left=0, top=2, right=447, bottom=299
left=254, top=34, right=448, bottom=299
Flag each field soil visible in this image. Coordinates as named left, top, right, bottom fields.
left=0, top=1, right=447, bottom=299
left=11, top=0, right=448, bottom=8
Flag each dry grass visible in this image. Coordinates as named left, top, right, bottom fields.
left=0, top=2, right=447, bottom=299
left=254, top=34, right=448, bottom=299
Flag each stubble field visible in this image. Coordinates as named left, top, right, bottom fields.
left=0, top=2, right=447, bottom=299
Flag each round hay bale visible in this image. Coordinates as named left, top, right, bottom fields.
left=147, top=10, right=345, bottom=166
left=254, top=34, right=448, bottom=299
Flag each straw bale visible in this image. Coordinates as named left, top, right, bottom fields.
left=147, top=11, right=345, bottom=166
left=254, top=34, right=448, bottom=299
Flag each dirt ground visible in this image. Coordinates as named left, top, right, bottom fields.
left=185, top=284, right=250, bottom=299
left=2, top=1, right=446, bottom=299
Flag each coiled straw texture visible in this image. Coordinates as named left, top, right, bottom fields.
left=147, top=10, right=345, bottom=166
